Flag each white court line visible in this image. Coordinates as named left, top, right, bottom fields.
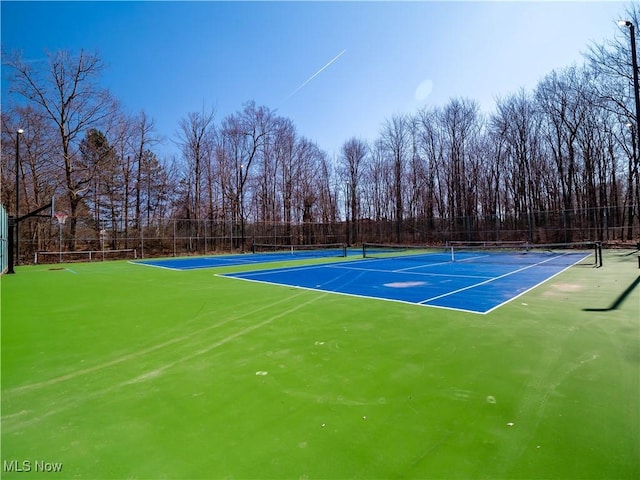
left=394, top=260, right=452, bottom=272
left=419, top=252, right=588, bottom=306
left=130, top=255, right=262, bottom=271
left=455, top=253, right=492, bottom=263
left=360, top=253, right=453, bottom=273
left=482, top=255, right=589, bottom=314
left=128, top=261, right=184, bottom=271
left=327, top=263, right=492, bottom=280
left=356, top=253, right=488, bottom=276
left=215, top=262, right=335, bottom=279
left=221, top=274, right=486, bottom=315
left=220, top=252, right=589, bottom=315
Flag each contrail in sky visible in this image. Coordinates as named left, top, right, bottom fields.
left=282, top=49, right=346, bottom=103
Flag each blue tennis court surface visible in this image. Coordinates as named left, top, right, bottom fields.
left=133, top=248, right=353, bottom=270
left=220, top=250, right=591, bottom=314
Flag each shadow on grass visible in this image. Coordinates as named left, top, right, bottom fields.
left=583, top=276, right=640, bottom=312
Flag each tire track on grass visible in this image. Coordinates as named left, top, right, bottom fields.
left=4, top=289, right=312, bottom=396
left=491, top=334, right=600, bottom=476
left=122, top=292, right=329, bottom=385
left=2, top=291, right=328, bottom=433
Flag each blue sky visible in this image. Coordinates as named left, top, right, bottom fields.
left=1, top=1, right=630, bottom=159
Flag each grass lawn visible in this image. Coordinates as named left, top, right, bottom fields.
left=1, top=250, right=638, bottom=479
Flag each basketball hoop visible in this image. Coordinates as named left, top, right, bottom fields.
left=54, top=212, right=68, bottom=225
left=54, top=212, right=68, bottom=264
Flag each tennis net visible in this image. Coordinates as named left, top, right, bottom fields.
left=252, top=242, right=347, bottom=258
left=363, top=243, right=445, bottom=261
left=363, top=241, right=601, bottom=267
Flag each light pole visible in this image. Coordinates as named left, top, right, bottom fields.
left=618, top=20, right=640, bottom=154
left=239, top=163, right=245, bottom=252
left=625, top=123, right=638, bottom=240
left=619, top=20, right=640, bottom=240
left=345, top=181, right=351, bottom=245
left=15, top=128, right=24, bottom=267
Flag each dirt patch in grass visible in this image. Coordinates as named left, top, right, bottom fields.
left=542, top=283, right=583, bottom=297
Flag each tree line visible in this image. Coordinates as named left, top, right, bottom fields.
left=1, top=4, right=639, bottom=260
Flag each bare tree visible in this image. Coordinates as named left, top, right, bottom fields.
left=130, top=111, right=160, bottom=229
left=380, top=114, right=410, bottom=242
left=586, top=5, right=640, bottom=119
left=1, top=106, right=58, bottom=254
left=294, top=137, right=323, bottom=243
left=5, top=49, right=117, bottom=248
left=340, top=137, right=368, bottom=244
left=79, top=128, right=117, bottom=242
left=218, top=102, right=274, bottom=249
left=272, top=117, right=296, bottom=236
left=415, top=106, right=446, bottom=240
left=316, top=152, right=339, bottom=237
left=439, top=98, right=483, bottom=240
left=587, top=4, right=640, bottom=240
left=491, top=89, right=544, bottom=241
left=176, top=106, right=216, bottom=225
left=536, top=67, right=591, bottom=241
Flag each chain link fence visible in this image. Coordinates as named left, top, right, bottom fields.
left=11, top=205, right=640, bottom=265
left=0, top=205, right=8, bottom=273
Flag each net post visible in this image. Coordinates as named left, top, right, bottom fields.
left=6, top=221, right=14, bottom=274
left=450, top=245, right=455, bottom=262
left=598, top=242, right=603, bottom=267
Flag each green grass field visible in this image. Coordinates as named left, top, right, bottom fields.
left=1, top=251, right=639, bottom=479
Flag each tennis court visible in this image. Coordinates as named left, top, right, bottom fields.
left=222, top=244, right=596, bottom=314
left=134, top=243, right=349, bottom=270
left=2, top=248, right=638, bottom=479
